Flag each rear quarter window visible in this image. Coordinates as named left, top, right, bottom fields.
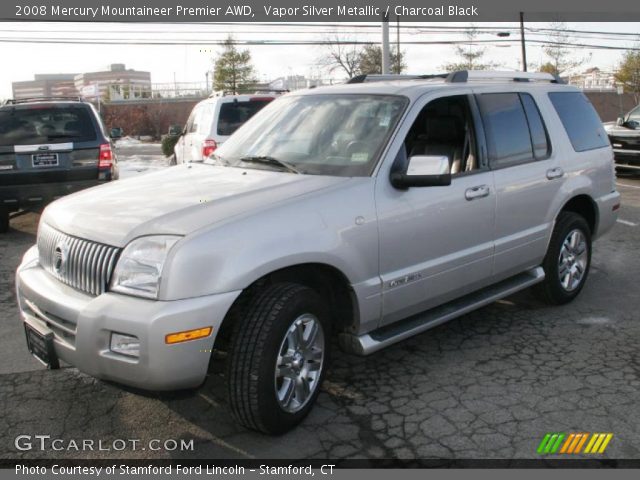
left=548, top=92, right=609, bottom=152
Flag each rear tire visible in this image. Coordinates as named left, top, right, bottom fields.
left=0, top=207, right=9, bottom=233
left=226, top=282, right=330, bottom=434
left=537, top=212, right=592, bottom=305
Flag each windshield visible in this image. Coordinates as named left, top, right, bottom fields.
left=0, top=105, right=97, bottom=146
left=210, top=94, right=408, bottom=176
left=628, top=106, right=640, bottom=123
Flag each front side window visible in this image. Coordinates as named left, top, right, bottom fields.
left=403, top=94, right=481, bottom=175
left=477, top=93, right=533, bottom=168
left=211, top=94, right=408, bottom=177
left=548, top=92, right=609, bottom=152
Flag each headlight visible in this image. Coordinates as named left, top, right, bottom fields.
left=110, top=235, right=180, bottom=299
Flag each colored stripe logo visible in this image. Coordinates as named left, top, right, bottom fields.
left=537, top=433, right=613, bottom=454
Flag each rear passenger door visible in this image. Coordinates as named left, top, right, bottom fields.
left=475, top=91, right=563, bottom=280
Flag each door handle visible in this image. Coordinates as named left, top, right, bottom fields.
left=465, top=185, right=490, bottom=201
left=546, top=167, right=565, bottom=180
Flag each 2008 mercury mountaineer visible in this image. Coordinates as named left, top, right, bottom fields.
left=16, top=71, right=620, bottom=434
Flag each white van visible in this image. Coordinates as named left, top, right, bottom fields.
left=172, top=93, right=276, bottom=164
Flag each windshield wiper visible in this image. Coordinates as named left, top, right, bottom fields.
left=239, top=155, right=300, bottom=174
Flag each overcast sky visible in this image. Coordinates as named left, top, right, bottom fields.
left=0, top=21, right=639, bottom=99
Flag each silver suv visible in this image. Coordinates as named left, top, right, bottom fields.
left=16, top=71, right=620, bottom=434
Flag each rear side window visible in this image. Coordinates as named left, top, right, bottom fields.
left=520, top=94, right=550, bottom=160
left=0, top=105, right=96, bottom=146
left=217, top=99, right=272, bottom=136
left=548, top=92, right=609, bottom=152
left=477, top=93, right=533, bottom=168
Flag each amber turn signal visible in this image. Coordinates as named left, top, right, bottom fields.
left=165, top=327, right=212, bottom=344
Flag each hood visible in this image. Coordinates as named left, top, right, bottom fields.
left=604, top=122, right=640, bottom=137
left=43, top=164, right=348, bottom=247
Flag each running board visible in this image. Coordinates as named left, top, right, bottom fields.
left=340, top=267, right=545, bottom=356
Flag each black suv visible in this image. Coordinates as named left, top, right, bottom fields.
left=0, top=97, right=118, bottom=232
left=604, top=104, right=640, bottom=167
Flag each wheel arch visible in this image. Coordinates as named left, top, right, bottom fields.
left=211, top=262, right=359, bottom=357
left=557, top=194, right=598, bottom=235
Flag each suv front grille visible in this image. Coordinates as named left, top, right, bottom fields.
left=37, top=223, right=120, bottom=296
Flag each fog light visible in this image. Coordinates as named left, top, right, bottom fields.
left=165, top=327, right=212, bottom=344
left=110, top=333, right=140, bottom=357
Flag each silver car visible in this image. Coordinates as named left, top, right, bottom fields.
left=16, top=71, right=620, bottom=434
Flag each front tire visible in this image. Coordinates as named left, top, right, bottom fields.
left=226, top=283, right=330, bottom=434
left=168, top=154, right=177, bottom=166
left=537, top=212, right=592, bottom=305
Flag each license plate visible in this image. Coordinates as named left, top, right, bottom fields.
left=32, top=153, right=59, bottom=167
left=24, top=323, right=60, bottom=369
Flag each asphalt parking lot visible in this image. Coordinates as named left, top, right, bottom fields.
left=1, top=146, right=639, bottom=460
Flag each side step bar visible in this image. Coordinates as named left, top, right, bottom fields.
left=340, top=267, right=545, bottom=356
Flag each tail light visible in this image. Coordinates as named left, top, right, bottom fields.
left=202, top=139, right=217, bottom=159
left=98, top=143, right=113, bottom=169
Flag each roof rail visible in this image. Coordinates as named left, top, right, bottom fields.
left=346, top=71, right=565, bottom=85
left=347, top=73, right=449, bottom=84
left=3, top=95, right=85, bottom=105
left=445, top=70, right=565, bottom=84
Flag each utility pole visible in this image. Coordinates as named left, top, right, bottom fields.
left=396, top=16, right=401, bottom=74
left=382, top=13, right=390, bottom=74
left=520, top=12, right=527, bottom=72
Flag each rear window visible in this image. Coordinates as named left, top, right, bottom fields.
left=0, top=105, right=97, bottom=147
left=217, top=99, right=272, bottom=136
left=548, top=92, right=609, bottom=152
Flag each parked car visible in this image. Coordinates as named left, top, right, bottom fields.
left=171, top=92, right=278, bottom=165
left=16, top=71, right=619, bottom=434
left=604, top=104, right=640, bottom=166
left=0, top=97, right=118, bottom=233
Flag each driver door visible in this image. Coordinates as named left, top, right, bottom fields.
left=375, top=93, right=496, bottom=326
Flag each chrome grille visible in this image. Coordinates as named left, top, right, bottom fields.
left=37, top=223, right=120, bottom=296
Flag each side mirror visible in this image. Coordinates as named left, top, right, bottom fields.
left=110, top=127, right=123, bottom=139
left=391, top=155, right=452, bottom=189
left=616, top=116, right=625, bottom=127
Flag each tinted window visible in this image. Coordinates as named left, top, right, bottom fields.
left=217, top=99, right=272, bottom=136
left=521, top=93, right=550, bottom=159
left=477, top=93, right=533, bottom=168
left=0, top=105, right=96, bottom=146
left=548, top=92, right=609, bottom=152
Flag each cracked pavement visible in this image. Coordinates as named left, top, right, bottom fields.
left=1, top=160, right=639, bottom=461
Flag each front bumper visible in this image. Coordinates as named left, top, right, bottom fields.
left=612, top=148, right=640, bottom=165
left=16, top=246, right=241, bottom=391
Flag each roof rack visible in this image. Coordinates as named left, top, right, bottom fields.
left=3, top=96, right=85, bottom=105
left=446, top=70, right=565, bottom=84
left=347, top=71, right=565, bottom=85
left=347, top=74, right=448, bottom=84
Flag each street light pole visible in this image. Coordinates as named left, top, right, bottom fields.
left=520, top=12, right=527, bottom=72
left=396, top=16, right=401, bottom=74
left=382, top=14, right=390, bottom=74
